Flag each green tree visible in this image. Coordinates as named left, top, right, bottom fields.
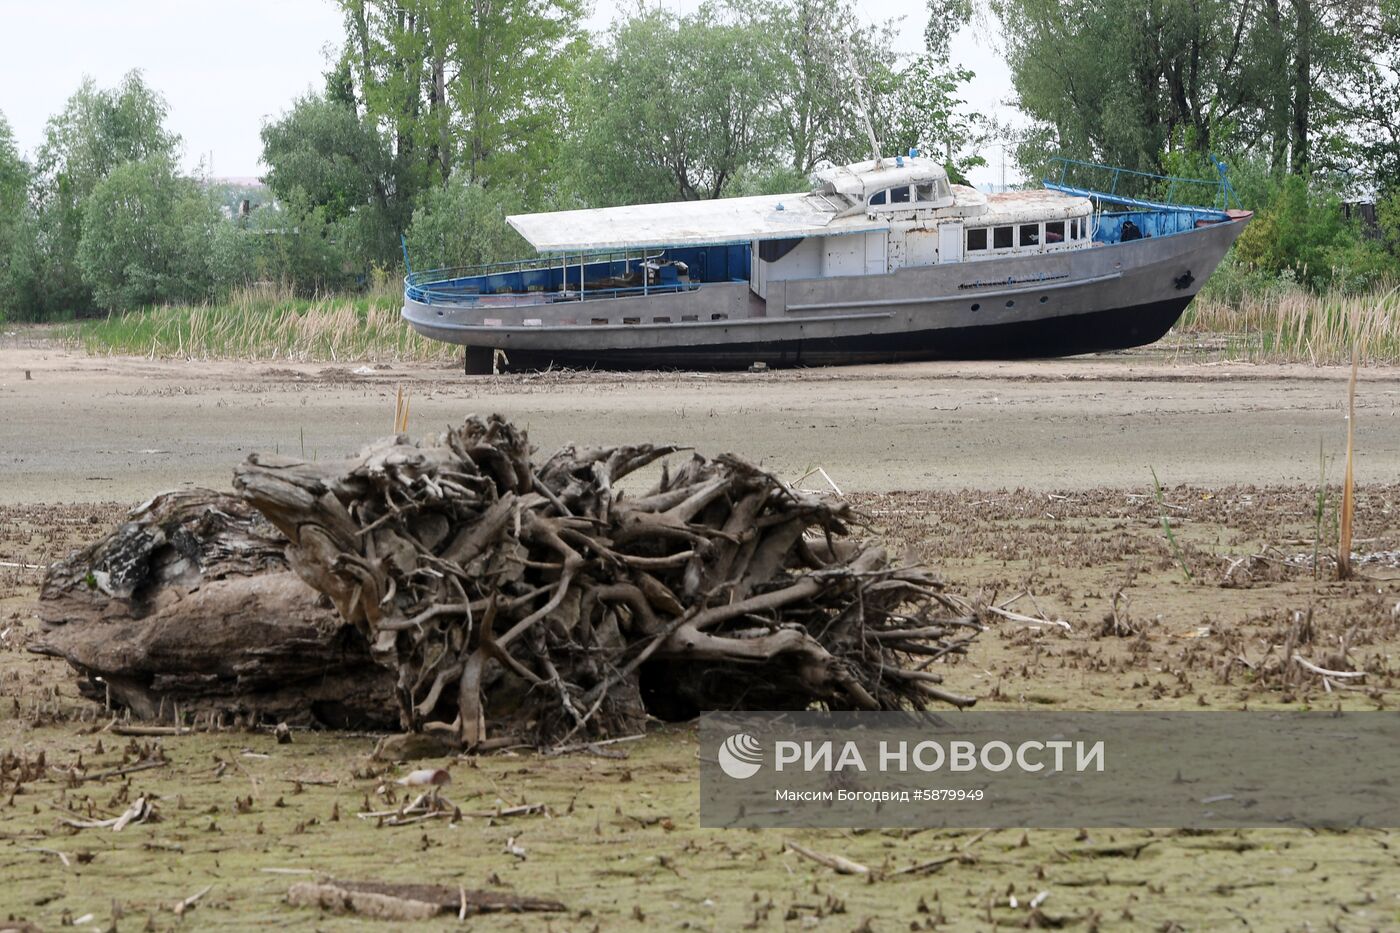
left=262, top=93, right=393, bottom=222
left=993, top=0, right=1383, bottom=178
left=260, top=91, right=401, bottom=269
left=886, top=0, right=987, bottom=183
left=566, top=6, right=777, bottom=204
left=28, top=72, right=181, bottom=315
left=1337, top=0, right=1400, bottom=196
left=995, top=0, right=1217, bottom=172
left=404, top=175, right=526, bottom=271
left=732, top=0, right=901, bottom=174
left=76, top=156, right=216, bottom=311
left=0, top=112, right=34, bottom=321
left=335, top=0, right=581, bottom=201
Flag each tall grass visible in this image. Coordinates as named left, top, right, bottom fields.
left=1150, top=466, right=1193, bottom=581
left=70, top=280, right=458, bottom=363
left=69, top=277, right=1399, bottom=367
left=1176, top=285, right=1400, bottom=364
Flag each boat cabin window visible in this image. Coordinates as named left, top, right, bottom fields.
left=870, top=183, right=945, bottom=208
left=965, top=216, right=1088, bottom=255
left=913, top=179, right=952, bottom=202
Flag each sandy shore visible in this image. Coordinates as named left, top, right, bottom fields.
left=5, top=343, right=1399, bottom=930
left=2, top=345, right=1397, bottom=504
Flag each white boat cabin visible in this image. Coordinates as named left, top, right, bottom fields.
left=749, top=154, right=1095, bottom=299
left=492, top=151, right=1096, bottom=306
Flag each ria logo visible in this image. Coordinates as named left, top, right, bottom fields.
left=717, top=733, right=764, bottom=779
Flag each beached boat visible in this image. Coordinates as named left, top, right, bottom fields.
left=402, top=154, right=1251, bottom=372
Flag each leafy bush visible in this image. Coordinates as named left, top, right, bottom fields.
left=260, top=197, right=362, bottom=296
left=1231, top=173, right=1397, bottom=293
left=404, top=178, right=527, bottom=272
left=76, top=156, right=217, bottom=311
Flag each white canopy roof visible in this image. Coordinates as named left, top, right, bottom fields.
left=508, top=192, right=887, bottom=254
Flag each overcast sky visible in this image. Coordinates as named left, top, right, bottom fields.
left=0, top=0, right=1020, bottom=188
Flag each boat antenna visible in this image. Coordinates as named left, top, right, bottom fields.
left=840, top=35, right=883, bottom=169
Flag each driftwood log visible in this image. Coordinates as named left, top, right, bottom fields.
left=33, top=490, right=396, bottom=728
left=34, top=417, right=980, bottom=747
left=286, top=879, right=565, bottom=920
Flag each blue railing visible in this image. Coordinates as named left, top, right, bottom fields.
left=405, top=244, right=752, bottom=306
left=1045, top=157, right=1242, bottom=212
left=406, top=256, right=577, bottom=304
left=406, top=251, right=663, bottom=304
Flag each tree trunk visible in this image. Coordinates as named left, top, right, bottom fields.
left=1265, top=0, right=1292, bottom=174
left=32, top=490, right=396, bottom=728
left=1290, top=0, right=1312, bottom=173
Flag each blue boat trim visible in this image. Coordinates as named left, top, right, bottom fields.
left=406, top=245, right=751, bottom=306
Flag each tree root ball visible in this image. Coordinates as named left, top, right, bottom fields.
left=38, top=417, right=982, bottom=748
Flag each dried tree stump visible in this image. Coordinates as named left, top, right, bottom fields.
left=33, top=490, right=395, bottom=728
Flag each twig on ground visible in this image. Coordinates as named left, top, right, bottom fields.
left=173, top=885, right=212, bottom=917
left=783, top=839, right=870, bottom=875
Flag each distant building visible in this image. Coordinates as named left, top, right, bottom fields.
left=1343, top=201, right=1381, bottom=240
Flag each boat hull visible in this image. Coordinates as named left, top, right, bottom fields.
left=404, top=213, right=1249, bottom=371
left=480, top=295, right=1194, bottom=370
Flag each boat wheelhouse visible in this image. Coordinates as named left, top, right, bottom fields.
left=403, top=154, right=1251, bottom=372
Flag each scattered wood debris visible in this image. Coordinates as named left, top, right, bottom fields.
left=58, top=795, right=155, bottom=832
left=286, top=879, right=564, bottom=920
left=784, top=839, right=870, bottom=875
left=172, top=884, right=211, bottom=918
left=32, top=490, right=396, bottom=729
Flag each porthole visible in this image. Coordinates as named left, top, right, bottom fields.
left=1039, top=296, right=1048, bottom=303
left=970, top=303, right=980, bottom=311
left=1006, top=300, right=1015, bottom=308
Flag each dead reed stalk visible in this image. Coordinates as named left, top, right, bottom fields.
left=1338, top=346, right=1358, bottom=580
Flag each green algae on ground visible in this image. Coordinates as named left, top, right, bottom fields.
left=2, top=485, right=1399, bottom=930
left=2, top=727, right=1398, bottom=930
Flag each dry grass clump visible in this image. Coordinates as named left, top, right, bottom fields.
left=71, top=281, right=458, bottom=363
left=1179, top=285, right=1400, bottom=364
